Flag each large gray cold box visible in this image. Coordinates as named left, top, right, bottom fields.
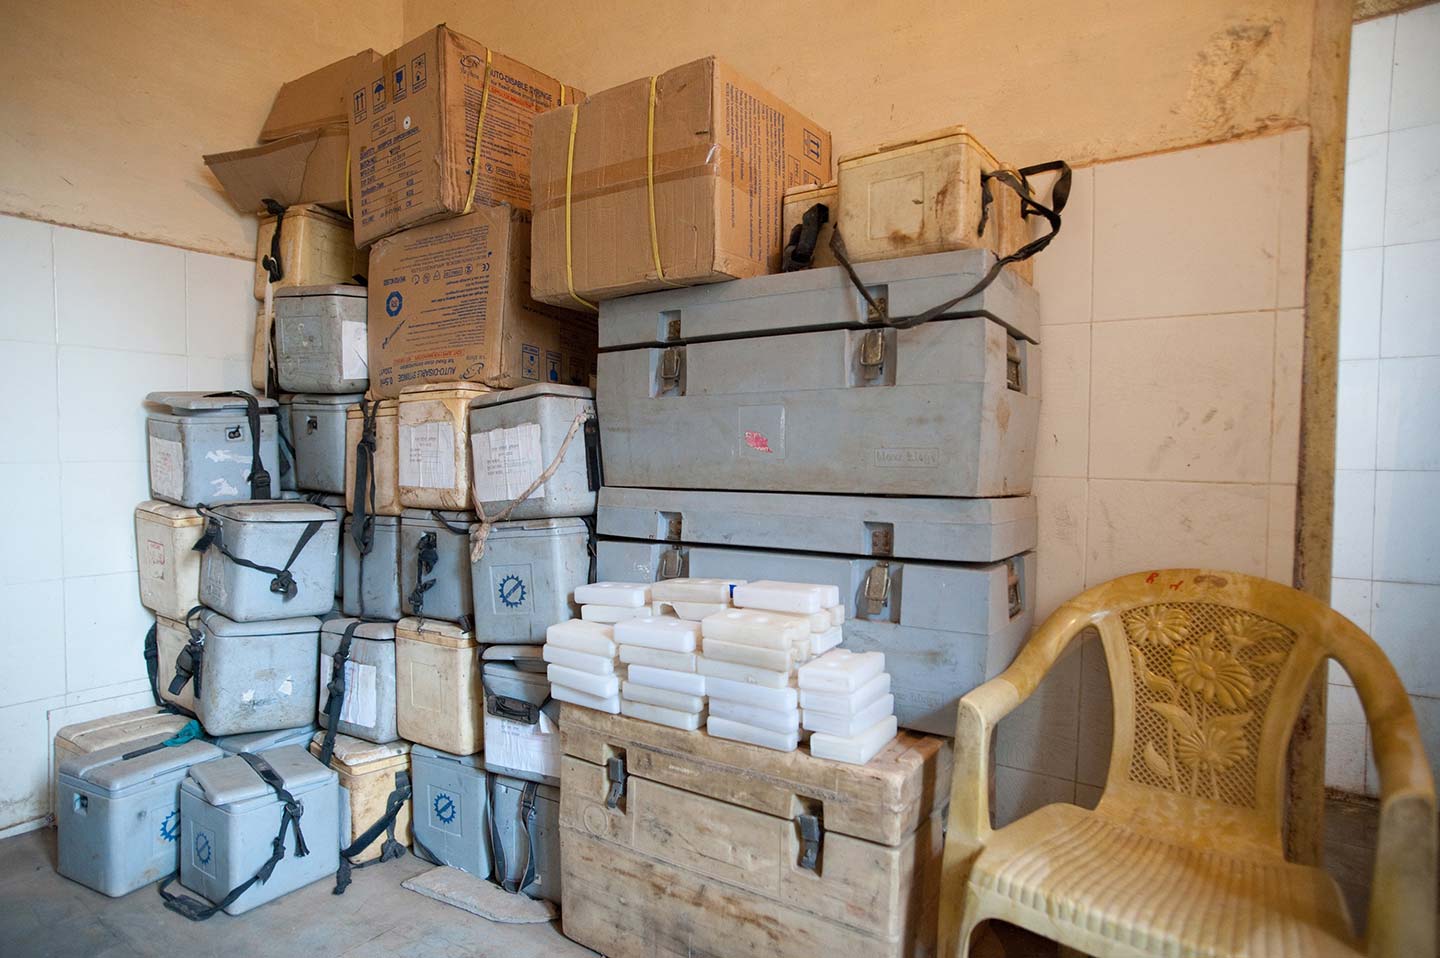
left=467, top=383, right=598, bottom=520
left=343, top=514, right=401, bottom=619
left=490, top=774, right=560, bottom=903
left=399, top=509, right=475, bottom=624
left=410, top=744, right=491, bottom=878
left=274, top=285, right=369, bottom=394
left=145, top=392, right=282, bottom=506
left=317, top=618, right=399, bottom=746
left=177, top=745, right=339, bottom=915
left=155, top=609, right=321, bottom=736
left=291, top=394, right=362, bottom=493
left=306, top=492, right=346, bottom=598
left=482, top=659, right=559, bottom=786
left=596, top=249, right=1041, bottom=498
left=56, top=734, right=223, bottom=897
left=470, top=518, right=590, bottom=643
left=596, top=486, right=1037, bottom=735
left=197, top=501, right=340, bottom=621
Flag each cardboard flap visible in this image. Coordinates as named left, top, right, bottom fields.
left=261, top=49, right=381, bottom=142
left=204, top=128, right=349, bottom=213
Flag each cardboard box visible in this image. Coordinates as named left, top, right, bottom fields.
left=530, top=57, right=832, bottom=307
left=253, top=204, right=367, bottom=300
left=366, top=205, right=595, bottom=399
left=205, top=128, right=349, bottom=214
left=261, top=49, right=382, bottom=142
left=349, top=25, right=584, bottom=248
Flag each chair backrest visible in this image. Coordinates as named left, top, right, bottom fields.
left=1070, top=570, right=1410, bottom=857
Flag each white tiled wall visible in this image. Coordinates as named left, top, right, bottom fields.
left=1327, top=3, right=1440, bottom=799
left=0, top=214, right=253, bottom=831
left=994, top=127, right=1309, bottom=822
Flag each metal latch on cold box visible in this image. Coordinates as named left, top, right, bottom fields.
left=656, top=547, right=688, bottom=580
left=1007, top=557, right=1022, bottom=618
left=658, top=346, right=685, bottom=395
left=861, top=561, right=891, bottom=616
left=1006, top=339, right=1023, bottom=391
left=796, top=813, right=824, bottom=871
left=605, top=756, right=627, bottom=809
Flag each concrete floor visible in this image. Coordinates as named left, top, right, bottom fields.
left=0, top=796, right=1386, bottom=958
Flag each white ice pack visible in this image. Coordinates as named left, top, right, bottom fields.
left=702, top=637, right=793, bottom=673
left=802, top=694, right=895, bottom=736
left=614, top=615, right=700, bottom=652
left=704, top=675, right=798, bottom=711
left=808, top=715, right=898, bottom=765
left=696, top=656, right=791, bottom=689
left=626, top=664, right=705, bottom=696
left=573, top=582, right=651, bottom=608
left=706, top=716, right=799, bottom=752
left=799, top=672, right=891, bottom=714
left=791, top=636, right=812, bottom=663
left=827, top=604, right=845, bottom=627
left=798, top=649, right=885, bottom=692
left=551, top=683, right=621, bottom=714
left=548, top=663, right=621, bottom=699
left=655, top=600, right=729, bottom=621
left=732, top=580, right=840, bottom=615
left=622, top=681, right=705, bottom=713
left=700, top=608, right=807, bottom=648
left=708, top=698, right=800, bottom=734
left=804, top=610, right=832, bottom=632
left=581, top=604, right=652, bottom=624
left=618, top=645, right=698, bottom=672
left=542, top=643, right=616, bottom=675
left=810, top=625, right=843, bottom=655
left=545, top=619, right=616, bottom=657
left=650, top=577, right=744, bottom=604
left=621, top=699, right=706, bottom=731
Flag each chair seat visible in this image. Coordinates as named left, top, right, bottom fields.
left=969, top=803, right=1361, bottom=958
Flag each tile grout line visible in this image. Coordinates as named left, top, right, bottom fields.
left=49, top=222, right=70, bottom=709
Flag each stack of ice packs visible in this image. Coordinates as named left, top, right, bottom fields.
left=700, top=581, right=844, bottom=752
left=650, top=577, right=744, bottom=621
left=614, top=609, right=706, bottom=730
left=577, top=580, right=654, bottom=624
left=800, top=649, right=899, bottom=766
left=543, top=618, right=622, bottom=714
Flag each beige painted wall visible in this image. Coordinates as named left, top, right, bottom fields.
left=403, top=0, right=1318, bottom=166
left=0, top=0, right=402, bottom=258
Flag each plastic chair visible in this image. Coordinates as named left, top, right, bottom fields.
left=937, top=569, right=1436, bottom=958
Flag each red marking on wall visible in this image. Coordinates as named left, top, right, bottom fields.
left=744, top=431, right=773, bottom=453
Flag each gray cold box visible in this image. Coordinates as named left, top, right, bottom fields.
left=470, top=518, right=589, bottom=643
left=596, top=249, right=1040, bottom=498
left=56, top=734, right=223, bottom=897
left=177, top=745, right=339, bottom=915
left=318, top=618, right=399, bottom=745
left=291, top=394, right=362, bottom=493
left=482, top=661, right=559, bottom=786
left=213, top=724, right=318, bottom=755
left=596, top=486, right=1037, bottom=736
left=399, top=509, right=475, bottom=624
left=145, top=392, right=281, bottom=507
left=489, top=774, right=561, bottom=903
left=343, top=514, right=401, bottom=619
left=155, top=609, right=321, bottom=737
left=410, top=745, right=491, bottom=878
left=467, top=383, right=598, bottom=520
left=274, top=285, right=369, bottom=394
left=197, top=501, right=340, bottom=621
left=306, top=492, right=346, bottom=598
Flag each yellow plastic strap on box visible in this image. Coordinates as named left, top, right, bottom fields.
left=645, top=75, right=681, bottom=288
left=563, top=107, right=599, bottom=313
left=461, top=49, right=495, bottom=215
left=344, top=145, right=352, bottom=219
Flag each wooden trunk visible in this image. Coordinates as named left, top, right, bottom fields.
left=558, top=705, right=951, bottom=958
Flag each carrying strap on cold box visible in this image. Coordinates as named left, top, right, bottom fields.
left=202, top=391, right=273, bottom=499
left=332, top=769, right=411, bottom=895
left=485, top=773, right=542, bottom=895
left=260, top=199, right=287, bottom=284
left=121, top=719, right=204, bottom=760
left=828, top=160, right=1072, bottom=329
left=351, top=400, right=382, bottom=617
left=408, top=511, right=471, bottom=617
left=316, top=620, right=364, bottom=766
left=155, top=606, right=208, bottom=719
left=481, top=674, right=561, bottom=727
left=159, top=751, right=309, bottom=921
left=782, top=201, right=830, bottom=272
left=468, top=409, right=592, bottom=563
left=193, top=505, right=325, bottom=601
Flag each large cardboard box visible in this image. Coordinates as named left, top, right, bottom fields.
left=205, top=129, right=349, bottom=214
left=262, top=50, right=382, bottom=142
left=530, top=57, right=832, bottom=308
left=349, top=25, right=584, bottom=248
left=366, top=205, right=595, bottom=399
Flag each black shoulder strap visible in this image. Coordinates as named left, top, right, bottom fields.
left=408, top=532, right=438, bottom=617
left=485, top=771, right=504, bottom=886
left=332, top=770, right=411, bottom=895
left=164, top=606, right=209, bottom=704
left=159, top=751, right=309, bottom=921
left=782, top=201, right=830, bottom=272
left=146, top=621, right=199, bottom=720
left=317, top=621, right=364, bottom=765
left=260, top=199, right=287, bottom=284
left=514, top=780, right=541, bottom=895
left=194, top=506, right=324, bottom=601
left=203, top=391, right=272, bottom=499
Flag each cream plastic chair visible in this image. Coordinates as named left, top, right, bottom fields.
left=937, top=569, right=1436, bottom=958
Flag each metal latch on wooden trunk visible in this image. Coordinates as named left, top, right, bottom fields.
left=1007, top=557, right=1022, bottom=618
left=859, top=328, right=886, bottom=378
left=862, top=561, right=891, bottom=615
left=796, top=813, right=824, bottom=871
left=659, top=346, right=685, bottom=390
left=657, top=547, right=687, bottom=580
left=1006, top=339, right=1022, bottom=391
left=605, top=756, right=627, bottom=809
